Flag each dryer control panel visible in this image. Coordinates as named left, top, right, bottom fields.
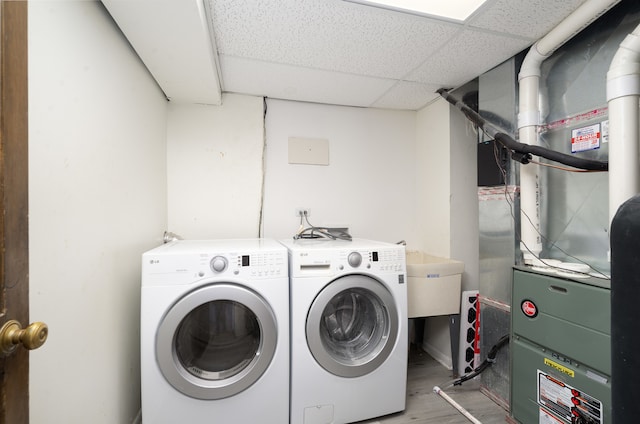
left=338, top=248, right=405, bottom=273
left=288, top=245, right=405, bottom=278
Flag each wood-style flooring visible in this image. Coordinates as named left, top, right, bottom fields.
left=356, top=346, right=510, bottom=424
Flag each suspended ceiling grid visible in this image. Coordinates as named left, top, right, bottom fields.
left=104, top=0, right=606, bottom=110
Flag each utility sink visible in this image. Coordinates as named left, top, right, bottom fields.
left=405, top=251, right=464, bottom=318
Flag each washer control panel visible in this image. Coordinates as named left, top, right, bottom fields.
left=210, top=256, right=228, bottom=273
left=348, top=252, right=362, bottom=268
left=142, top=240, right=289, bottom=285
left=203, top=251, right=287, bottom=278
left=143, top=251, right=287, bottom=282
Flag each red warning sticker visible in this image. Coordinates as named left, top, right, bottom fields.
left=571, top=123, right=601, bottom=153
left=537, top=369, right=603, bottom=424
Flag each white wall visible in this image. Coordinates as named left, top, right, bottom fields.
left=27, top=1, right=473, bottom=420
left=450, top=105, right=479, bottom=293
left=29, top=2, right=167, bottom=423
left=416, top=98, right=451, bottom=256
left=166, top=94, right=264, bottom=239
left=416, top=98, right=479, bottom=370
left=416, top=97, right=479, bottom=286
left=262, top=99, right=417, bottom=244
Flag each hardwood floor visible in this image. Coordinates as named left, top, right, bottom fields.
left=356, top=346, right=510, bottom=424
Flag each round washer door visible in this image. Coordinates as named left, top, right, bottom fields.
left=156, top=283, right=277, bottom=400
left=306, top=274, right=399, bottom=378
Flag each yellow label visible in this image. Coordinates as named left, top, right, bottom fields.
left=544, top=358, right=575, bottom=378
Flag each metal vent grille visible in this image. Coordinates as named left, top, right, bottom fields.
left=458, top=290, right=480, bottom=375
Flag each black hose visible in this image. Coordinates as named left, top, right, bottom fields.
left=494, top=133, right=608, bottom=171
left=436, top=88, right=608, bottom=172
left=453, top=334, right=509, bottom=386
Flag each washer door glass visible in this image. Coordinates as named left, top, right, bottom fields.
left=156, top=283, right=277, bottom=400
left=175, top=300, right=260, bottom=380
left=306, top=275, right=399, bottom=378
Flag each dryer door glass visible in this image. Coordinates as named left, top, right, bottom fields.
left=156, top=283, right=277, bottom=400
left=175, top=300, right=260, bottom=380
left=307, top=275, right=399, bottom=378
left=320, top=288, right=386, bottom=361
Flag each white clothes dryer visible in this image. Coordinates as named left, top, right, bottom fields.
left=281, top=238, right=408, bottom=424
left=141, top=239, right=289, bottom=424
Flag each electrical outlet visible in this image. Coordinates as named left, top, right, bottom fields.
left=295, top=208, right=311, bottom=218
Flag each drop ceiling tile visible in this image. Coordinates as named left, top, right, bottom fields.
left=469, top=0, right=592, bottom=39
left=371, top=81, right=442, bottom=110
left=407, top=29, right=532, bottom=88
left=220, top=55, right=398, bottom=108
left=104, top=0, right=222, bottom=105
left=209, top=0, right=461, bottom=79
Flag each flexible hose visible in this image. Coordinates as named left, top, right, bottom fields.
left=436, top=88, right=608, bottom=172
left=493, top=133, right=608, bottom=171
left=453, top=334, right=509, bottom=386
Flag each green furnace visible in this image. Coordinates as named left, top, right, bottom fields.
left=511, top=267, right=610, bottom=424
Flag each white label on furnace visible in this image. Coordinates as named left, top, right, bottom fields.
left=571, top=123, right=601, bottom=153
left=537, top=370, right=603, bottom=424
left=540, top=407, right=564, bottom=424
left=601, top=120, right=609, bottom=144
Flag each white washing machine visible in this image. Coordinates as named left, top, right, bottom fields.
left=281, top=238, right=408, bottom=424
left=141, top=239, right=289, bottom=424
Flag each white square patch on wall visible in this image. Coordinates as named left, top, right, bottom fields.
left=288, top=137, right=330, bottom=165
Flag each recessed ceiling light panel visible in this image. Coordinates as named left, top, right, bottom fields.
left=345, top=0, right=488, bottom=21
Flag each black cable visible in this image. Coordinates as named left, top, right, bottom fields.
left=453, top=334, right=509, bottom=386
left=483, top=122, right=610, bottom=279
left=436, top=88, right=608, bottom=172
left=293, top=212, right=352, bottom=241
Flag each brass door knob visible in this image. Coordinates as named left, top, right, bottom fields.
left=0, top=320, right=48, bottom=354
